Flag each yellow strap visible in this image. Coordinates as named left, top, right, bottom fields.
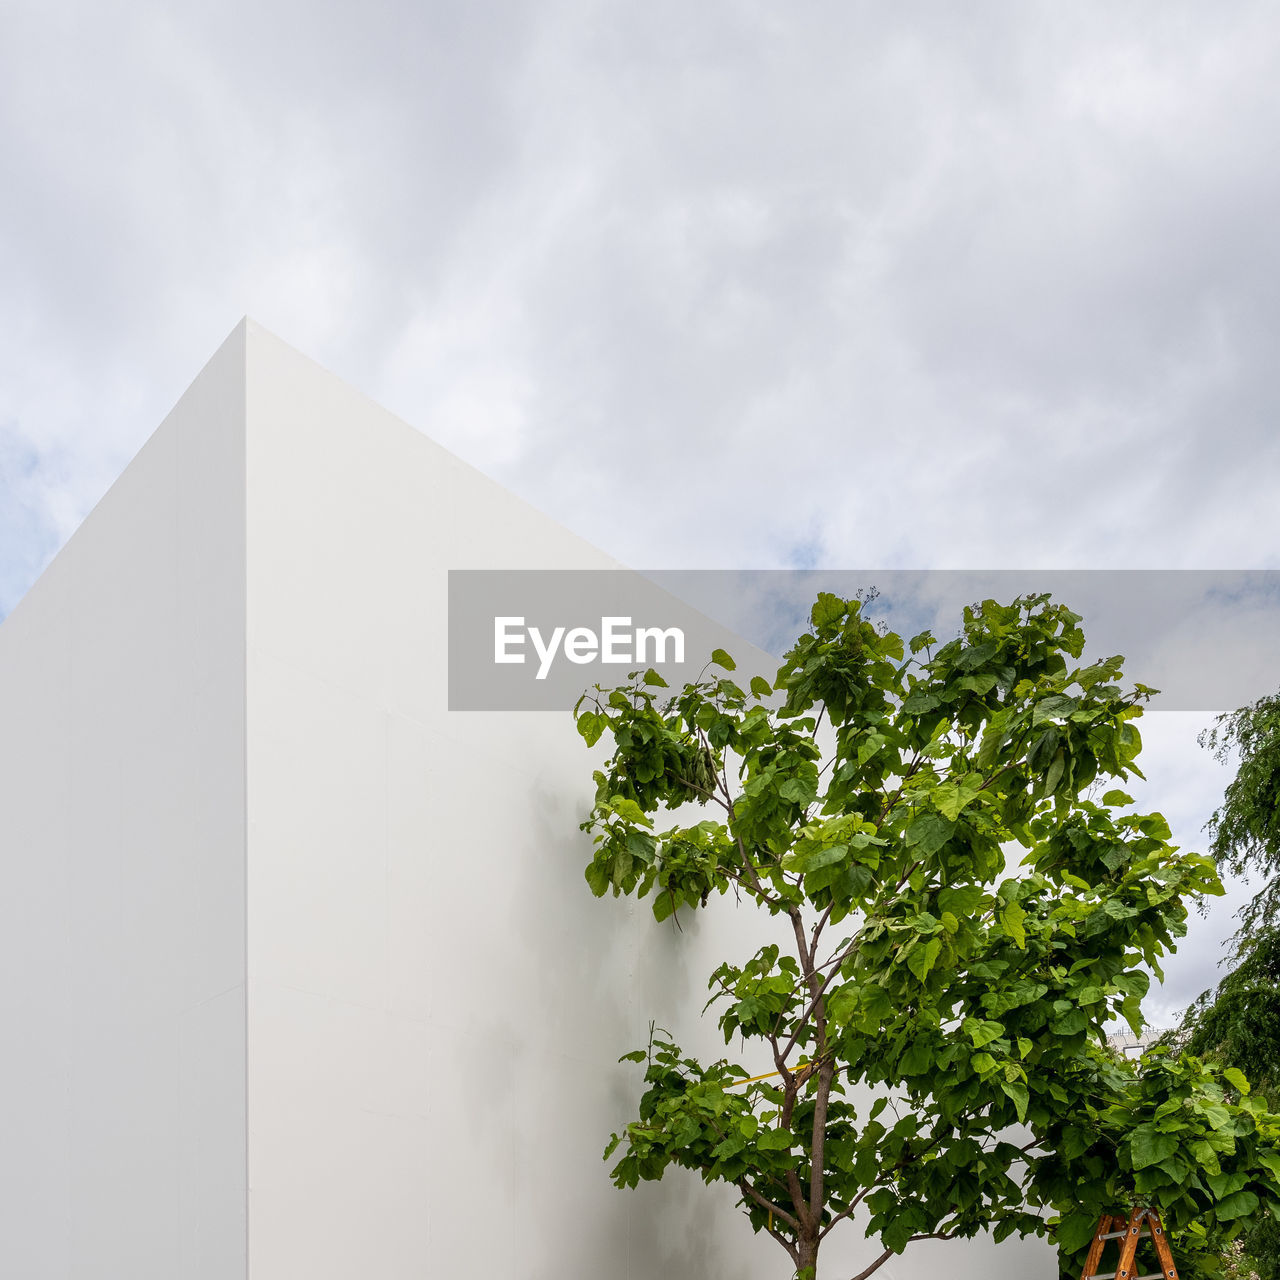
left=730, top=1060, right=814, bottom=1086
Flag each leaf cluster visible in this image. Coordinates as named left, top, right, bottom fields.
left=1046, top=1047, right=1280, bottom=1274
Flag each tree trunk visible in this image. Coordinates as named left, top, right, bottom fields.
left=798, top=1231, right=820, bottom=1279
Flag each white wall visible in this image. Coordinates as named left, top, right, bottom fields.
left=0, top=326, right=248, bottom=1278
left=240, top=323, right=1053, bottom=1280
left=242, top=322, right=756, bottom=1277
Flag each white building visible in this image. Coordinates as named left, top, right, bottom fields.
left=0, top=321, right=1052, bottom=1278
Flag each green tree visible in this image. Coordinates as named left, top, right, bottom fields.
left=1168, top=692, right=1280, bottom=1280
left=1178, top=929, right=1280, bottom=1106
left=1177, top=928, right=1280, bottom=1280
left=1201, top=692, right=1280, bottom=944
left=576, top=594, right=1280, bottom=1280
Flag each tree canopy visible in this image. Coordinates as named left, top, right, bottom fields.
left=1179, top=927, right=1280, bottom=1105
left=1201, top=692, right=1280, bottom=944
left=576, top=593, right=1280, bottom=1280
left=1167, top=691, right=1280, bottom=1280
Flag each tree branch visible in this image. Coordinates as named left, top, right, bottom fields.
left=819, top=1183, right=874, bottom=1241
left=739, top=1178, right=802, bottom=1236
left=843, top=1246, right=896, bottom=1280
left=777, top=925, right=869, bottom=1064
left=838, top=1232, right=960, bottom=1280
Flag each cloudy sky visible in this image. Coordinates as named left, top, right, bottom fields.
left=3, top=1, right=1277, bottom=1018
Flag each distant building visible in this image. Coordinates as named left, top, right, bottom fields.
left=1108, top=1028, right=1171, bottom=1058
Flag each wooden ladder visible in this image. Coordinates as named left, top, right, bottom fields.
left=1079, top=1208, right=1180, bottom=1280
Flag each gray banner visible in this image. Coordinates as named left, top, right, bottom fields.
left=449, top=569, right=1280, bottom=712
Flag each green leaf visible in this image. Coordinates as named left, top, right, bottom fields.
left=711, top=648, right=736, bottom=671
left=1208, top=1170, right=1248, bottom=1199
left=811, top=593, right=847, bottom=629
left=1191, top=1138, right=1222, bottom=1178
left=902, top=690, right=940, bottom=714
left=1222, top=1066, right=1251, bottom=1096
left=1000, top=900, right=1027, bottom=950
left=750, top=675, right=773, bottom=698
left=756, top=1127, right=794, bottom=1151
left=1044, top=747, right=1066, bottom=796
left=1216, top=1190, right=1260, bottom=1221
left=1198, top=1103, right=1231, bottom=1130
left=585, top=861, right=610, bottom=896
left=965, top=1018, right=1004, bottom=1048
left=993, top=1216, right=1021, bottom=1244
left=779, top=776, right=817, bottom=805
left=577, top=711, right=605, bottom=747
left=610, top=796, right=653, bottom=826
left=900, top=1038, right=933, bottom=1075
left=1033, top=693, right=1079, bottom=724
left=906, top=938, right=942, bottom=982
left=905, top=813, right=953, bottom=856
left=795, top=843, right=850, bottom=874
left=933, top=773, right=985, bottom=821
left=652, top=892, right=677, bottom=922
left=939, top=885, right=985, bottom=916
left=955, top=672, right=999, bottom=695
left=1130, top=1128, right=1179, bottom=1170
left=711, top=1132, right=746, bottom=1159
left=1137, top=813, right=1172, bottom=840
left=1001, top=1080, right=1029, bottom=1122
left=643, top=668, right=669, bottom=687
left=1058, top=1213, right=1100, bottom=1253
left=1051, top=1007, right=1086, bottom=1036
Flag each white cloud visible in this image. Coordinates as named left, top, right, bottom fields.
left=6, top=2, right=1280, bottom=574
